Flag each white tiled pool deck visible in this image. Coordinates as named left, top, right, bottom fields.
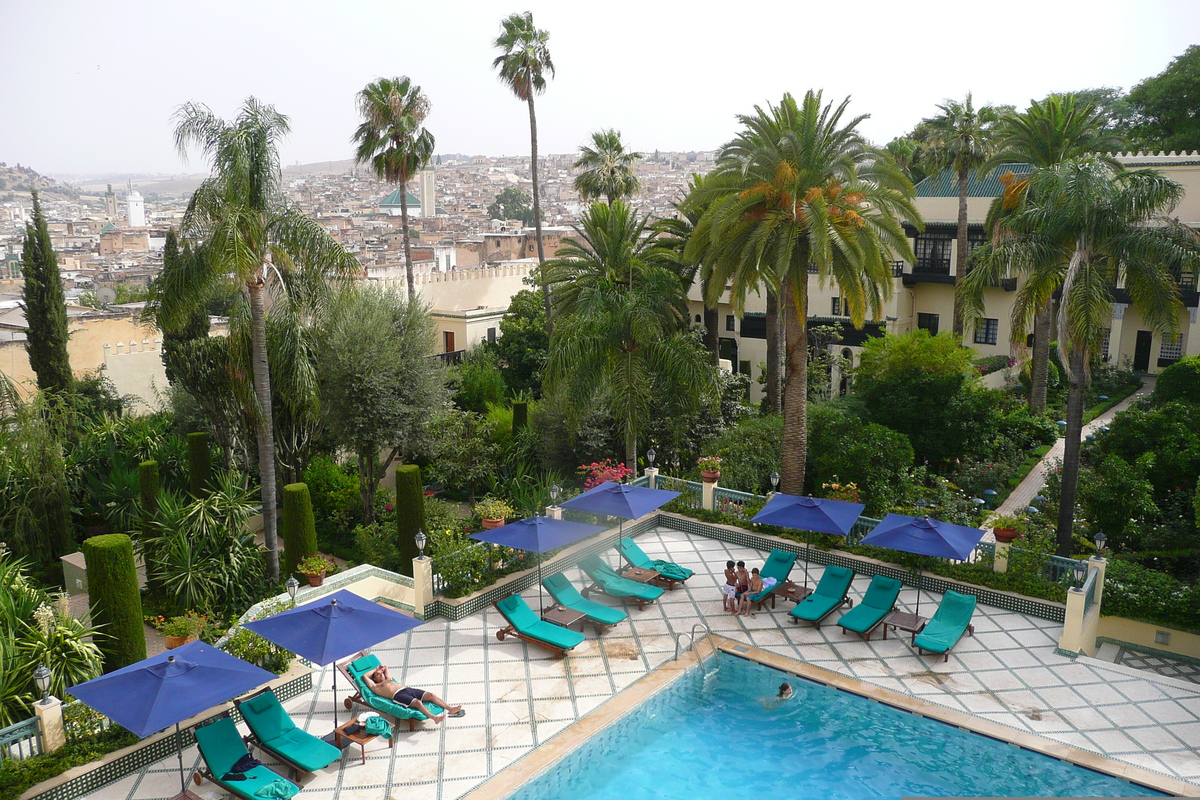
left=83, top=527, right=1200, bottom=800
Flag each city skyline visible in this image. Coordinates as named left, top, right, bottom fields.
left=2, top=0, right=1198, bottom=176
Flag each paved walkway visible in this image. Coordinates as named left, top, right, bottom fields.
left=80, top=525, right=1200, bottom=800
left=986, top=377, right=1156, bottom=528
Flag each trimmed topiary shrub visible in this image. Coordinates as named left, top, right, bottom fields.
left=281, top=483, right=318, bottom=579
left=512, top=401, right=528, bottom=434
left=1153, top=355, right=1200, bottom=406
left=395, top=464, right=425, bottom=576
left=187, top=431, right=212, bottom=496
left=82, top=534, right=145, bottom=672
left=138, top=460, right=159, bottom=518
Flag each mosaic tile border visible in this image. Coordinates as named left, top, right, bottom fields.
left=1099, top=637, right=1200, bottom=668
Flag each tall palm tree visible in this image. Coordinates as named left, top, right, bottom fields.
left=493, top=11, right=555, bottom=333
left=164, top=98, right=360, bottom=581
left=923, top=94, right=1003, bottom=336
left=545, top=201, right=713, bottom=467
left=655, top=175, right=720, bottom=364
left=352, top=76, right=435, bottom=300
left=968, top=95, right=1123, bottom=413
left=963, top=155, right=1197, bottom=555
left=573, top=129, right=642, bottom=205
left=687, top=92, right=918, bottom=494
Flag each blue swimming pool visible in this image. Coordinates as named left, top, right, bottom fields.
left=506, top=654, right=1165, bottom=799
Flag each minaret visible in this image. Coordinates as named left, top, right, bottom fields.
left=104, top=184, right=117, bottom=219
left=418, top=167, right=436, bottom=217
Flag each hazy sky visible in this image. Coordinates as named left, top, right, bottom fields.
left=3, top=1, right=1197, bottom=177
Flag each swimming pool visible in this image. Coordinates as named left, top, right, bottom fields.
left=505, top=653, right=1166, bottom=799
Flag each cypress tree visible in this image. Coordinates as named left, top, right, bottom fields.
left=281, top=483, right=318, bottom=578
left=138, top=460, right=159, bottom=517
left=83, top=534, right=146, bottom=672
left=512, top=401, right=528, bottom=434
left=21, top=191, right=73, bottom=394
left=394, top=465, right=425, bottom=576
left=186, top=432, right=212, bottom=497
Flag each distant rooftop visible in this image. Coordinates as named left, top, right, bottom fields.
left=914, top=164, right=1033, bottom=198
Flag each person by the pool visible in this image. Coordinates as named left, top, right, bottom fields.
left=364, top=664, right=463, bottom=722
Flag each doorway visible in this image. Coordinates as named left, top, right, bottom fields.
left=1133, top=330, right=1152, bottom=372
left=443, top=330, right=456, bottom=353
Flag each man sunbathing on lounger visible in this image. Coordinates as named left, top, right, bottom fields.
left=365, top=665, right=463, bottom=723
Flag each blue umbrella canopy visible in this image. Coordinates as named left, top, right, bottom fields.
left=559, top=481, right=681, bottom=520
left=69, top=641, right=275, bottom=738
left=243, top=589, right=422, bottom=666
left=751, top=494, right=865, bottom=535
left=470, top=516, right=605, bottom=553
left=859, top=514, right=985, bottom=561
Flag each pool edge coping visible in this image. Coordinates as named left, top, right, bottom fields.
left=462, top=635, right=1197, bottom=799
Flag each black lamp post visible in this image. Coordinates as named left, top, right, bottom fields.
left=33, top=665, right=51, bottom=705
left=1094, top=531, right=1106, bottom=556
left=646, top=448, right=656, bottom=467
left=415, top=530, right=428, bottom=559
left=769, top=471, right=780, bottom=493
left=285, top=576, right=299, bottom=603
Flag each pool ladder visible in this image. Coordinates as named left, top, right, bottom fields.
left=673, top=621, right=717, bottom=664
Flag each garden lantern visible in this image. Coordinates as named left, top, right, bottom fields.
left=769, top=471, right=780, bottom=492
left=550, top=484, right=561, bottom=503
left=415, top=530, right=428, bottom=559
left=34, top=665, right=51, bottom=704
left=285, top=576, right=299, bottom=602
left=1094, top=531, right=1106, bottom=554
left=646, top=447, right=656, bottom=466
left=1073, top=560, right=1088, bottom=588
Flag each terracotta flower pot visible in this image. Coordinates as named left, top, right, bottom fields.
left=481, top=518, right=506, bottom=530
left=993, top=527, right=1019, bottom=544
left=700, top=469, right=721, bottom=483
left=304, top=572, right=325, bottom=587
left=165, top=635, right=194, bottom=650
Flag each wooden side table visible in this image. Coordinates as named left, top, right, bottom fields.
left=334, top=717, right=393, bottom=765
left=882, top=611, right=928, bottom=643
left=621, top=566, right=660, bottom=584
left=542, top=605, right=587, bottom=631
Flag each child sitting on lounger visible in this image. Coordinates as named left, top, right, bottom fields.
left=732, top=561, right=750, bottom=615
left=738, top=568, right=763, bottom=616
left=365, top=665, right=463, bottom=723
left=722, top=560, right=738, bottom=612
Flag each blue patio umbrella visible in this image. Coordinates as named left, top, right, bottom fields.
left=244, top=589, right=423, bottom=726
left=471, top=516, right=606, bottom=611
left=559, top=481, right=681, bottom=565
left=859, top=514, right=986, bottom=614
left=69, top=641, right=275, bottom=795
left=751, top=494, right=865, bottom=586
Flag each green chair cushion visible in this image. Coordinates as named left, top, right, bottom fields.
left=195, top=717, right=245, bottom=778
left=760, top=550, right=797, bottom=584
left=813, top=564, right=854, bottom=599
left=913, top=590, right=977, bottom=653
left=544, top=573, right=628, bottom=626
left=267, top=727, right=341, bottom=772
left=241, top=691, right=294, bottom=743
left=496, top=594, right=586, bottom=650
left=580, top=556, right=665, bottom=601
left=836, top=575, right=901, bottom=633
left=617, top=538, right=694, bottom=581
left=345, top=653, right=441, bottom=720
left=789, top=592, right=843, bottom=621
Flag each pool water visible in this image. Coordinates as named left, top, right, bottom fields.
left=507, top=654, right=1165, bottom=799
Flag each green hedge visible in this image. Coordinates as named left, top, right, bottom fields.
left=82, top=534, right=145, bottom=672
left=394, top=465, right=424, bottom=576
left=186, top=431, right=212, bottom=496
left=281, top=483, right=318, bottom=579
left=0, top=725, right=137, bottom=800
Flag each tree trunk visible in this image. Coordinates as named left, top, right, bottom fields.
left=1055, top=345, right=1087, bottom=557
left=953, top=167, right=970, bottom=337
left=625, top=425, right=637, bottom=477
left=527, top=95, right=552, bottom=336
left=703, top=305, right=719, bottom=365
left=1029, top=302, right=1051, bottom=413
left=400, top=189, right=415, bottom=300
left=358, top=452, right=376, bottom=526
left=764, top=287, right=781, bottom=414
left=248, top=276, right=280, bottom=582
left=780, top=272, right=809, bottom=494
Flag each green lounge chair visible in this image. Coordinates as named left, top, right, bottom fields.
left=194, top=715, right=299, bottom=800
left=913, top=589, right=977, bottom=662
left=578, top=555, right=665, bottom=610
left=788, top=564, right=855, bottom=628
left=494, top=594, right=586, bottom=658
left=746, top=549, right=797, bottom=611
left=617, top=537, right=693, bottom=588
left=836, top=574, right=901, bottom=641
left=543, top=572, right=628, bottom=633
left=337, top=652, right=443, bottom=730
left=234, top=689, right=340, bottom=779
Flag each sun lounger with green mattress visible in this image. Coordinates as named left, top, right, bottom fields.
left=913, top=589, right=977, bottom=661
left=747, top=549, right=797, bottom=611
left=789, top=564, right=855, bottom=628
left=578, top=555, right=665, bottom=609
left=494, top=594, right=586, bottom=658
left=337, top=652, right=443, bottom=730
left=836, top=574, right=901, bottom=640
left=543, top=572, right=627, bottom=632
left=234, top=688, right=339, bottom=778
left=194, top=715, right=300, bottom=800
left=617, top=537, right=693, bottom=588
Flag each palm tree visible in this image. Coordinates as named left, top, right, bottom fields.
left=687, top=91, right=918, bottom=495
left=164, top=98, right=360, bottom=581
left=966, top=95, right=1123, bottom=413
left=654, top=175, right=720, bottom=364
left=352, top=76, right=435, bottom=300
left=923, top=94, right=1003, bottom=336
left=544, top=200, right=713, bottom=467
left=493, top=11, right=555, bottom=333
left=573, top=129, right=642, bottom=205
left=963, top=155, right=1198, bottom=555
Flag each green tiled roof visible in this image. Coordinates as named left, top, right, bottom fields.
left=380, top=189, right=420, bottom=207
left=99, top=221, right=117, bottom=233
left=915, top=164, right=1033, bottom=198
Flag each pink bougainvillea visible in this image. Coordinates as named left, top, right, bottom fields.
left=578, top=459, right=634, bottom=489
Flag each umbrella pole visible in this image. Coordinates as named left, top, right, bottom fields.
left=914, top=558, right=923, bottom=617
left=803, top=533, right=812, bottom=588
left=333, top=669, right=339, bottom=729
left=175, top=722, right=186, bottom=795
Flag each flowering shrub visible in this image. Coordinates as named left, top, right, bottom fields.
left=697, top=456, right=723, bottom=472
left=578, top=459, right=633, bottom=489
left=820, top=477, right=860, bottom=503
left=975, top=355, right=1016, bottom=376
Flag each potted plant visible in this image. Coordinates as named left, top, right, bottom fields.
left=161, top=612, right=205, bottom=650
left=297, top=554, right=335, bottom=586
left=475, top=496, right=515, bottom=530
left=697, top=456, right=722, bottom=483
left=991, top=514, right=1023, bottom=544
